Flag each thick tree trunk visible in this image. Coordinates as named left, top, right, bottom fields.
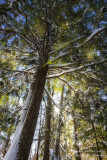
left=4, top=66, right=48, bottom=160
left=43, top=80, right=52, bottom=160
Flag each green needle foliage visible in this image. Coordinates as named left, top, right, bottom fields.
left=0, top=0, right=106, bottom=160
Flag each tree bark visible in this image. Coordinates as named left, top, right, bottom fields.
left=71, top=110, right=81, bottom=160
left=43, top=80, right=52, bottom=160
left=36, top=107, right=43, bottom=160
left=4, top=66, right=48, bottom=160
left=91, top=120, right=103, bottom=160
left=55, top=136, right=60, bottom=160
left=89, top=108, right=103, bottom=160
left=54, top=86, right=64, bottom=160
left=36, top=129, right=41, bottom=160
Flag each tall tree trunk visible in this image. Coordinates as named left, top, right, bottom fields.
left=36, top=107, right=43, bottom=160
left=36, top=129, right=41, bottom=160
left=91, top=120, right=103, bottom=160
left=43, top=80, right=52, bottom=160
left=71, top=110, right=81, bottom=160
left=54, top=136, right=60, bottom=160
left=89, top=108, right=103, bottom=160
left=55, top=86, right=64, bottom=160
left=4, top=66, right=48, bottom=160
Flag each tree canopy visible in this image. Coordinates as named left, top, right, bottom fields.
left=0, top=0, right=107, bottom=160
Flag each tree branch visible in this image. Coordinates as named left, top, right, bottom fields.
left=50, top=28, right=105, bottom=62
left=49, top=63, right=76, bottom=69
left=3, top=47, right=37, bottom=56
left=7, top=24, right=38, bottom=52
left=58, top=77, right=76, bottom=92
left=0, top=66, right=37, bottom=78
left=44, top=87, right=60, bottom=109
left=51, top=52, right=70, bottom=62
left=80, top=72, right=107, bottom=85
left=50, top=35, right=86, bottom=62
left=75, top=28, right=105, bottom=48
left=19, top=2, right=43, bottom=52
left=74, top=5, right=90, bottom=24
left=47, top=59, right=106, bottom=78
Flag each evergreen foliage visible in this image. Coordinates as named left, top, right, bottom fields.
left=0, top=0, right=106, bottom=160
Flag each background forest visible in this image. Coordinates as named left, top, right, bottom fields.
left=0, top=0, right=107, bottom=160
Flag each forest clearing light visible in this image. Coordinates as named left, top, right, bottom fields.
left=54, top=106, right=60, bottom=115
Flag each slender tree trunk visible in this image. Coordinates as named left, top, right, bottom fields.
left=36, top=108, right=43, bottom=160
left=89, top=108, right=103, bottom=160
left=91, top=120, right=103, bottom=160
left=71, top=110, right=81, bottom=160
left=55, top=86, right=64, bottom=160
left=36, top=130, right=41, bottom=160
left=43, top=80, right=52, bottom=160
left=55, top=136, right=60, bottom=160
left=4, top=66, right=48, bottom=160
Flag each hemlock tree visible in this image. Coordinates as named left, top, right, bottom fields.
left=0, top=0, right=106, bottom=160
